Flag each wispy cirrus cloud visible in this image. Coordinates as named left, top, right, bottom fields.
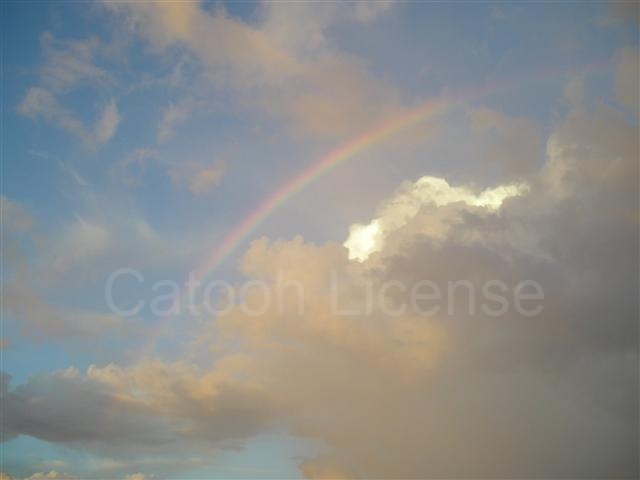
left=104, top=1, right=403, bottom=140
left=17, top=32, right=120, bottom=150
left=39, top=32, right=113, bottom=93
left=167, top=159, right=225, bottom=195
left=18, top=89, right=120, bottom=150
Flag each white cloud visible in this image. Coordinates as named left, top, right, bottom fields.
left=344, top=176, right=528, bottom=261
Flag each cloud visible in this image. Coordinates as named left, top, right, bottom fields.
left=167, top=159, right=225, bottom=195
left=59, top=162, right=89, bottom=187
left=205, top=85, right=637, bottom=477
left=6, top=19, right=639, bottom=477
left=157, top=100, right=195, bottom=142
left=111, top=149, right=225, bottom=193
left=39, top=32, right=112, bottom=92
left=298, top=457, right=355, bottom=480
left=50, top=216, right=111, bottom=272
left=1, top=196, right=36, bottom=271
left=615, top=47, right=639, bottom=115
left=469, top=107, right=543, bottom=178
left=352, top=0, right=395, bottom=23
left=104, top=1, right=402, bottom=139
left=1, top=197, right=209, bottom=342
left=0, top=470, right=157, bottom=480
left=1, top=196, right=34, bottom=232
left=4, top=86, right=637, bottom=477
left=19, top=472, right=74, bottom=480
left=110, top=148, right=158, bottom=186
left=609, top=0, right=640, bottom=25
left=3, top=281, right=127, bottom=339
left=18, top=89, right=121, bottom=149
left=17, top=32, right=120, bottom=149
left=344, top=176, right=528, bottom=261
left=94, top=100, right=121, bottom=145
left=124, top=475, right=154, bottom=480
left=1, top=360, right=278, bottom=454
left=18, top=88, right=86, bottom=140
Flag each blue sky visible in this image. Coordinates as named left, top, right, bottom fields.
left=2, top=1, right=638, bottom=479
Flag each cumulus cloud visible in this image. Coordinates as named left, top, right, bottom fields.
left=220, top=88, right=637, bottom=477
left=344, top=176, right=528, bottom=261
left=1, top=360, right=278, bottom=453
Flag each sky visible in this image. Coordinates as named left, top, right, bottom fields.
left=1, top=1, right=639, bottom=479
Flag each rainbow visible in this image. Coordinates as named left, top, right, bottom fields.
left=189, top=60, right=607, bottom=283
left=140, top=60, right=608, bottom=357
left=139, top=95, right=456, bottom=358
left=191, top=96, right=453, bottom=283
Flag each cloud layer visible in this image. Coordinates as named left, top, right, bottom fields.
left=5, top=2, right=638, bottom=478
left=5, top=76, right=638, bottom=477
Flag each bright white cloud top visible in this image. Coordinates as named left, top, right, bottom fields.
left=345, top=176, right=529, bottom=261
